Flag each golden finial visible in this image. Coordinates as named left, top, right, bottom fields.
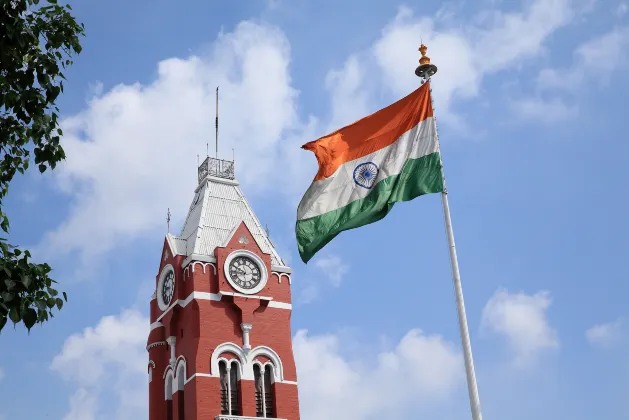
left=415, top=43, right=438, bottom=80
left=419, top=44, right=431, bottom=65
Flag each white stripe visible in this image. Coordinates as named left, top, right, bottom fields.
left=184, top=372, right=298, bottom=386
left=155, top=292, right=292, bottom=322
left=297, top=117, right=438, bottom=220
left=268, top=301, right=292, bottom=310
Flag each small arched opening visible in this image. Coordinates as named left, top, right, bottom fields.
left=219, top=359, right=241, bottom=415
left=254, top=363, right=276, bottom=418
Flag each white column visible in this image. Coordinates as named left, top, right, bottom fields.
left=166, top=336, right=176, bottom=368
left=241, top=323, right=253, bottom=352
left=226, top=364, right=232, bottom=413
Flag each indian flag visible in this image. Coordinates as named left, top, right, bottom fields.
left=296, top=82, right=444, bottom=263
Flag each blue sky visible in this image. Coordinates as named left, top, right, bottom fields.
left=1, top=0, right=629, bottom=419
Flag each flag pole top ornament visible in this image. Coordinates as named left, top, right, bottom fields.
left=415, top=43, right=438, bottom=80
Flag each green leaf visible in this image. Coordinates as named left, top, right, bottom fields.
left=46, top=298, right=55, bottom=308
left=22, top=308, right=37, bottom=331
left=35, top=300, right=47, bottom=312
left=63, top=291, right=67, bottom=302
left=39, top=164, right=46, bottom=173
left=9, top=306, right=20, bottom=323
left=55, top=298, right=63, bottom=310
left=21, top=275, right=32, bottom=288
left=4, top=280, right=16, bottom=290
left=1, top=292, right=14, bottom=302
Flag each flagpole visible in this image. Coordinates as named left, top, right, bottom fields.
left=416, top=44, right=483, bottom=420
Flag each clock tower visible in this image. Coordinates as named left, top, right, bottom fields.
left=147, top=157, right=301, bottom=420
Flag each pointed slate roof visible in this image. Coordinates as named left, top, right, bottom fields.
left=171, top=172, right=286, bottom=268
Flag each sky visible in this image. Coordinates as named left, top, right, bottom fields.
left=1, top=0, right=629, bottom=419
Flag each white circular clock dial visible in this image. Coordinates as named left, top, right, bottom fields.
left=161, top=270, right=175, bottom=306
left=223, top=250, right=268, bottom=295
left=229, top=256, right=262, bottom=290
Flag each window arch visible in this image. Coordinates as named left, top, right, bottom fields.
left=176, top=362, right=186, bottom=420
left=164, top=371, right=174, bottom=420
left=219, top=360, right=241, bottom=415
left=254, top=363, right=276, bottom=418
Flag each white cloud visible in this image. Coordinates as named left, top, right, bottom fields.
left=324, top=55, right=372, bottom=131
left=537, top=26, right=629, bottom=90
left=510, top=97, right=578, bottom=122
left=586, top=318, right=625, bottom=348
left=368, top=0, right=576, bottom=126
left=36, top=21, right=317, bottom=271
left=36, top=1, right=590, bottom=271
left=315, top=255, right=349, bottom=287
left=616, top=3, right=628, bottom=18
left=294, top=328, right=463, bottom=419
left=51, top=309, right=149, bottom=420
left=481, top=289, right=559, bottom=366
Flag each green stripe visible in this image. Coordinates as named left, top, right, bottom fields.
left=296, top=152, right=444, bottom=263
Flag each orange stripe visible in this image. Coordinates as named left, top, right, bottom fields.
left=303, top=82, right=434, bottom=181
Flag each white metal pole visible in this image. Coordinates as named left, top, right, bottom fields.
left=441, top=191, right=483, bottom=420
left=426, top=79, right=483, bottom=420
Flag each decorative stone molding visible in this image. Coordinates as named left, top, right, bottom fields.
left=147, top=341, right=166, bottom=351
left=209, top=342, right=285, bottom=382
left=166, top=336, right=176, bottom=367
left=240, top=323, right=252, bottom=353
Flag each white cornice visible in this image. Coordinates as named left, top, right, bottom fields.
left=181, top=253, right=217, bottom=269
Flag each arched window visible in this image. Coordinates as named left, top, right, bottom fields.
left=177, top=364, right=185, bottom=420
left=254, top=364, right=276, bottom=418
left=165, top=372, right=174, bottom=420
left=219, top=360, right=241, bottom=415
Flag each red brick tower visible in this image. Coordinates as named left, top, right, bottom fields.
left=147, top=157, right=300, bottom=420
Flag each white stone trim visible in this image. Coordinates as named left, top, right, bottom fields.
left=271, top=272, right=291, bottom=284
left=150, top=321, right=164, bottom=332
left=175, top=357, right=186, bottom=392
left=241, top=323, right=253, bottom=352
left=147, top=341, right=167, bottom=351
left=218, top=291, right=273, bottom=301
left=209, top=342, right=285, bottom=382
left=271, top=265, right=292, bottom=274
left=249, top=346, right=284, bottom=382
left=181, top=254, right=290, bottom=275
left=211, top=342, right=247, bottom=376
left=154, top=291, right=291, bottom=323
left=165, top=234, right=179, bottom=257
left=166, top=336, right=176, bottom=367
left=157, top=264, right=175, bottom=311
left=223, top=249, right=269, bottom=295
left=164, top=369, right=174, bottom=400
left=148, top=360, right=156, bottom=372
left=182, top=253, right=217, bottom=269
left=268, top=301, right=292, bottom=310
left=182, top=372, right=298, bottom=386
left=191, top=261, right=217, bottom=275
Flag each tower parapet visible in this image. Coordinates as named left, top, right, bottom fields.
left=198, top=156, right=235, bottom=183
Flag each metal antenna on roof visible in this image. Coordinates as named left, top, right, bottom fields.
left=167, top=208, right=171, bottom=234
left=265, top=224, right=271, bottom=238
left=215, top=86, right=219, bottom=159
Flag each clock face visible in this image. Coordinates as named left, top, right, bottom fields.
left=228, top=256, right=262, bottom=290
left=161, top=270, right=175, bottom=306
